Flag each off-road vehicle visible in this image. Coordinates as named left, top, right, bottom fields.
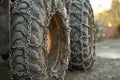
left=0, top=0, right=95, bottom=80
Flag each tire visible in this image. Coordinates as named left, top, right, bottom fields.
left=66, top=0, right=95, bottom=71
left=10, top=0, right=70, bottom=80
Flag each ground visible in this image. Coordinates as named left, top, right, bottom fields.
left=65, top=38, right=120, bottom=80
left=65, top=57, right=120, bottom=80
left=0, top=58, right=9, bottom=80
left=96, top=38, right=120, bottom=59
left=0, top=38, right=120, bottom=80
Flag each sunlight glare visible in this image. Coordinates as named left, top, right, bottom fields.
left=108, top=23, right=112, bottom=27
left=90, top=0, right=112, bottom=14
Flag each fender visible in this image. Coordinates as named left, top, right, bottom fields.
left=0, top=0, right=10, bottom=55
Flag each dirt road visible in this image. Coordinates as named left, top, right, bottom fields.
left=96, top=38, right=120, bottom=59
left=65, top=38, right=120, bottom=80
left=65, top=57, right=120, bottom=80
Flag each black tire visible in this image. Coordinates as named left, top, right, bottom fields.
left=10, top=0, right=70, bottom=80
left=66, top=0, right=95, bottom=71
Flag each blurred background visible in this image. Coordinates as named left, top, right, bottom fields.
left=90, top=0, right=120, bottom=41
left=90, top=0, right=120, bottom=59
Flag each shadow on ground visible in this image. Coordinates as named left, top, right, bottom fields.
left=0, top=57, right=9, bottom=80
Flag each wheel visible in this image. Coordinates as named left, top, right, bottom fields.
left=66, top=0, right=95, bottom=71
left=10, top=0, right=70, bottom=80
left=47, top=12, right=70, bottom=80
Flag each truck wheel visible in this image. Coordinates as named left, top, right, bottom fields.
left=67, top=0, right=95, bottom=71
left=47, top=12, right=70, bottom=80
left=10, top=0, right=70, bottom=80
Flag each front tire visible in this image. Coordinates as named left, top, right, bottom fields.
left=10, top=0, right=70, bottom=80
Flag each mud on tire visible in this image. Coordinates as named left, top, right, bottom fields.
left=66, top=0, right=95, bottom=71
left=10, top=0, right=70, bottom=80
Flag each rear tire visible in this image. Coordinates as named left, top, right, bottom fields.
left=67, top=0, right=95, bottom=71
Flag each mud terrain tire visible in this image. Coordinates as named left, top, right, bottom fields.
left=67, top=0, right=95, bottom=71
left=10, top=0, right=70, bottom=80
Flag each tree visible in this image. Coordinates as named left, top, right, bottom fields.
left=96, top=0, right=120, bottom=27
